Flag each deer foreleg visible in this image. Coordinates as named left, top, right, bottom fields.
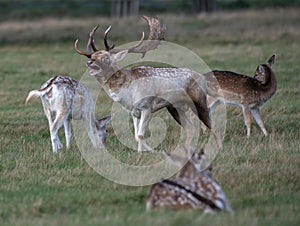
left=136, top=109, right=153, bottom=152
left=132, top=116, right=140, bottom=142
left=242, top=106, right=252, bottom=138
left=138, top=109, right=152, bottom=139
left=251, top=108, right=268, bottom=136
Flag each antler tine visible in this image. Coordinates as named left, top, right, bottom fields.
left=104, top=26, right=115, bottom=51
left=127, top=32, right=145, bottom=52
left=74, top=39, right=92, bottom=58
left=142, top=15, right=166, bottom=41
left=87, top=24, right=99, bottom=52
left=75, top=25, right=100, bottom=58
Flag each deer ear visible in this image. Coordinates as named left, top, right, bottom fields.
left=161, top=150, right=185, bottom=168
left=257, top=65, right=265, bottom=74
left=96, top=115, right=112, bottom=128
left=112, top=50, right=128, bottom=62
left=267, top=54, right=276, bottom=67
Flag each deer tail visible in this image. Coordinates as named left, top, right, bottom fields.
left=25, top=86, right=52, bottom=105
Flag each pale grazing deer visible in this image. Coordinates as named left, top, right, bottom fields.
left=146, top=149, right=232, bottom=212
left=75, top=16, right=219, bottom=152
left=205, top=54, right=277, bottom=137
left=25, top=75, right=111, bottom=153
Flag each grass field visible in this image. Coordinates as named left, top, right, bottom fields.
left=0, top=7, right=300, bottom=226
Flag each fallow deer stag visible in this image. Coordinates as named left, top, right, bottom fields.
left=25, top=76, right=111, bottom=153
left=205, top=54, right=277, bottom=137
left=146, top=149, right=232, bottom=212
left=75, top=16, right=217, bottom=152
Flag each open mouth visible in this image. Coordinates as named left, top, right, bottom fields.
left=89, top=68, right=102, bottom=76
left=88, top=65, right=102, bottom=76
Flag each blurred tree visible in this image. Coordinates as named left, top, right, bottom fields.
left=111, top=0, right=139, bottom=18
left=191, top=0, right=217, bottom=13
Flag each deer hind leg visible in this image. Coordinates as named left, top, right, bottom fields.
left=167, top=106, right=195, bottom=148
left=208, top=98, right=222, bottom=114
left=192, top=99, right=211, bottom=130
left=192, top=99, right=222, bottom=149
left=251, top=108, right=268, bottom=136
left=50, top=110, right=68, bottom=153
left=64, top=118, right=72, bottom=149
left=43, top=106, right=62, bottom=151
left=242, top=106, right=252, bottom=138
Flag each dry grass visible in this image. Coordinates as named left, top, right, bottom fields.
left=0, top=8, right=299, bottom=44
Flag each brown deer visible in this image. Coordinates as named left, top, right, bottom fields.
left=205, top=54, right=277, bottom=137
left=74, top=16, right=219, bottom=152
left=146, top=149, right=232, bottom=212
left=25, top=76, right=111, bottom=153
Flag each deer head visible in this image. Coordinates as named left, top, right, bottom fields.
left=254, top=54, right=276, bottom=84
left=95, top=115, right=112, bottom=146
left=75, top=16, right=166, bottom=77
left=162, top=148, right=212, bottom=179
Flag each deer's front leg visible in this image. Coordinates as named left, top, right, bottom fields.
left=132, top=115, right=140, bottom=143
left=131, top=112, right=144, bottom=152
left=242, top=106, right=252, bottom=138
left=132, top=108, right=154, bottom=152
left=138, top=109, right=154, bottom=152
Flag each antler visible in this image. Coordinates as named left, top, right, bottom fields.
left=75, top=24, right=99, bottom=58
left=75, top=16, right=166, bottom=58
left=103, top=26, right=115, bottom=51
left=108, top=16, right=165, bottom=57
left=126, top=16, right=166, bottom=57
left=87, top=24, right=99, bottom=52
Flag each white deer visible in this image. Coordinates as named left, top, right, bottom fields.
left=25, top=75, right=111, bottom=153
left=75, top=16, right=220, bottom=152
left=146, top=149, right=233, bottom=213
left=205, top=54, right=277, bottom=137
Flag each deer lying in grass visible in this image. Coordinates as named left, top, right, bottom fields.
left=25, top=75, right=111, bottom=153
left=146, top=149, right=232, bottom=212
left=205, top=54, right=277, bottom=137
left=75, top=16, right=219, bottom=152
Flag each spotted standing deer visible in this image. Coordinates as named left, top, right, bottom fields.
left=74, top=16, right=220, bottom=152
left=25, top=75, right=111, bottom=153
left=205, top=54, right=277, bottom=137
left=146, top=149, right=232, bottom=212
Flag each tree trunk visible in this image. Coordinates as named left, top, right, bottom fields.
left=191, top=0, right=217, bottom=13
left=111, top=0, right=139, bottom=18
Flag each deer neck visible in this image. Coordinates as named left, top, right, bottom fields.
left=178, top=163, right=196, bottom=179
left=93, top=65, right=133, bottom=107
left=258, top=66, right=277, bottom=101
left=94, top=64, right=121, bottom=85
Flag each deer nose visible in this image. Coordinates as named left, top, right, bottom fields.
left=86, top=61, right=93, bottom=67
